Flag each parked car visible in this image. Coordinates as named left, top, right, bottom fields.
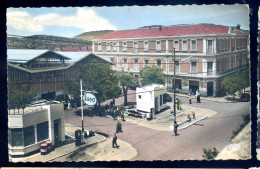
left=127, top=109, right=141, bottom=117
left=240, top=93, right=250, bottom=102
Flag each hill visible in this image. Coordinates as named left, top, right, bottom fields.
left=7, top=34, right=91, bottom=50
left=74, top=30, right=114, bottom=41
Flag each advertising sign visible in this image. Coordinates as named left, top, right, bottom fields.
left=83, top=93, right=97, bottom=106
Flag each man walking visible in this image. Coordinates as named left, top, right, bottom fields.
left=112, top=133, right=119, bottom=148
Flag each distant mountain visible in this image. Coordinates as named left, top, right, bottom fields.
left=74, top=30, right=114, bottom=41
left=7, top=34, right=92, bottom=50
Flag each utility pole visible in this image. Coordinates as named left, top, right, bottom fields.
left=173, top=48, right=176, bottom=123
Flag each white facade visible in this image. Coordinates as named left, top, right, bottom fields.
left=8, top=102, right=65, bottom=156
left=136, top=84, right=167, bottom=113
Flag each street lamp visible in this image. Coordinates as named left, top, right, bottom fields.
left=172, top=49, right=192, bottom=124
left=173, top=48, right=176, bottom=123
left=80, top=79, right=98, bottom=142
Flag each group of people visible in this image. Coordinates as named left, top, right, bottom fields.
left=189, top=89, right=201, bottom=104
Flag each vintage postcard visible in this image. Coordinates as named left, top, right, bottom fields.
left=7, top=4, right=250, bottom=162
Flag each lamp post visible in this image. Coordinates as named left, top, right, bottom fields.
left=80, top=79, right=98, bottom=142
left=172, top=53, right=193, bottom=124
left=80, top=79, right=84, bottom=135
left=173, top=48, right=176, bottom=123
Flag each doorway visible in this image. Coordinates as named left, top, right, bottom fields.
left=189, top=80, right=199, bottom=95
left=54, top=119, right=61, bottom=146
left=207, top=81, right=214, bottom=96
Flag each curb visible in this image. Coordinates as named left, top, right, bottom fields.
left=48, top=134, right=106, bottom=162
left=178, top=116, right=208, bottom=130
left=174, top=93, right=237, bottom=103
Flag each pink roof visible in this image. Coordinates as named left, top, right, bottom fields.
left=95, top=24, right=247, bottom=40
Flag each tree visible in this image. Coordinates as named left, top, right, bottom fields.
left=8, top=81, right=36, bottom=110
left=117, top=72, right=138, bottom=106
left=240, top=69, right=250, bottom=93
left=222, top=69, right=250, bottom=99
left=140, top=66, right=165, bottom=86
left=66, top=62, right=120, bottom=105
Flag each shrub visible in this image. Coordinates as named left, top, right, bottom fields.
left=202, top=147, right=219, bottom=160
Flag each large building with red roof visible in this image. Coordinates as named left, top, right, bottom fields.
left=92, top=24, right=249, bottom=97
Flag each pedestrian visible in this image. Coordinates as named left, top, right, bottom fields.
left=112, top=133, right=119, bottom=148
left=113, top=98, right=115, bottom=106
left=187, top=114, right=191, bottom=122
left=113, top=109, right=116, bottom=120
left=173, top=121, right=179, bottom=136
left=192, top=111, right=196, bottom=119
left=121, top=109, right=125, bottom=121
left=68, top=102, right=71, bottom=110
left=196, top=90, right=201, bottom=103
left=74, top=103, right=77, bottom=111
left=176, top=97, right=180, bottom=110
left=189, top=94, right=192, bottom=104
left=116, top=120, right=122, bottom=133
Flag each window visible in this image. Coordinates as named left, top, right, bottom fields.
left=175, top=60, right=180, bottom=74
left=24, top=126, right=35, bottom=146
left=190, top=61, right=197, bottom=73
left=144, top=59, right=149, bottom=67
left=123, top=59, right=128, bottom=70
left=133, top=42, right=138, bottom=53
left=123, top=42, right=127, bottom=51
left=207, top=40, right=213, bottom=54
left=207, top=62, right=213, bottom=76
left=134, top=59, right=138, bottom=70
left=182, top=40, right=188, bottom=51
left=106, top=42, right=110, bottom=51
left=37, top=122, right=49, bottom=142
left=156, top=41, right=161, bottom=51
left=144, top=41, right=149, bottom=52
left=113, top=42, right=117, bottom=52
left=157, top=59, right=162, bottom=67
left=174, top=40, right=179, bottom=51
left=138, top=95, right=141, bottom=99
left=191, top=40, right=197, bottom=51
left=98, top=42, right=102, bottom=51
left=8, top=128, right=24, bottom=146
left=160, top=95, right=163, bottom=106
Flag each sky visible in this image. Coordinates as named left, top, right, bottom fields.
left=7, top=5, right=249, bottom=38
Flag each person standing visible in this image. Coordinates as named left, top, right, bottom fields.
left=173, top=121, right=179, bottom=136
left=121, top=109, right=125, bottom=121
left=116, top=120, right=122, bottom=133
left=189, top=94, right=192, bottom=104
left=112, top=133, right=119, bottom=148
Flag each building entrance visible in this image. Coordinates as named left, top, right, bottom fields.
left=189, top=80, right=199, bottom=95
left=207, top=81, right=214, bottom=96
left=54, top=119, right=61, bottom=146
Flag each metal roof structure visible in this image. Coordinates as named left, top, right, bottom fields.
left=7, top=49, right=71, bottom=63
left=7, top=49, right=112, bottom=64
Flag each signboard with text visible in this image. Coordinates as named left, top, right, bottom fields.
left=83, top=93, right=97, bottom=106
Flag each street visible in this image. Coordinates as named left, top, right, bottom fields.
left=64, top=95, right=250, bottom=160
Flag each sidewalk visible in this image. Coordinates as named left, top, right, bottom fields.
left=174, top=92, right=240, bottom=103
left=11, top=123, right=138, bottom=162
left=215, top=123, right=251, bottom=160
left=11, top=124, right=106, bottom=162
left=125, top=103, right=217, bottom=132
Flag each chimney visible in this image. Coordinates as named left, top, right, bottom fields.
left=159, top=25, right=162, bottom=31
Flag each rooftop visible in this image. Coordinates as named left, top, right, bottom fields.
left=94, top=24, right=247, bottom=40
